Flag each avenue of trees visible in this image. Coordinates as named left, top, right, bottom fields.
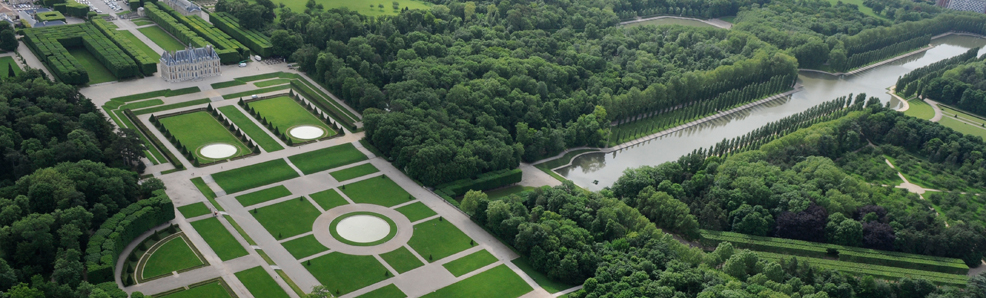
left=0, top=70, right=161, bottom=297
left=900, top=51, right=986, bottom=117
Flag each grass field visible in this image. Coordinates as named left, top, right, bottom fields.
left=143, top=236, right=204, bottom=279
left=937, top=105, right=986, bottom=139
left=380, top=247, right=423, bottom=273
left=235, top=266, right=291, bottom=298
left=116, top=30, right=161, bottom=60
left=255, top=78, right=292, bottom=87
left=305, top=252, right=391, bottom=295
left=408, top=218, right=474, bottom=262
left=356, top=284, right=406, bottom=298
left=158, top=111, right=251, bottom=163
left=272, top=0, right=431, bottom=18
left=421, top=265, right=532, bottom=298
left=132, top=18, right=155, bottom=26
left=395, top=202, right=436, bottom=222
left=159, top=280, right=233, bottom=298
left=120, top=99, right=164, bottom=110
left=485, top=186, right=535, bottom=201
left=330, top=163, right=380, bottom=181
left=309, top=189, right=350, bottom=210
left=341, top=176, right=414, bottom=207
left=177, top=202, right=211, bottom=218
left=218, top=106, right=284, bottom=152
left=138, top=25, right=185, bottom=52
left=281, top=235, right=328, bottom=259
left=68, top=48, right=116, bottom=84
left=212, top=159, right=300, bottom=194
left=443, top=250, right=498, bottom=277
left=826, top=0, right=883, bottom=19
left=190, top=218, right=249, bottom=261
left=248, top=96, right=336, bottom=142
left=511, top=256, right=574, bottom=293
left=236, top=185, right=292, bottom=207
left=253, top=198, right=321, bottom=239
left=939, top=117, right=986, bottom=140
left=904, top=99, right=936, bottom=120
left=287, top=143, right=368, bottom=175
left=134, top=98, right=212, bottom=115
left=0, top=57, right=21, bottom=79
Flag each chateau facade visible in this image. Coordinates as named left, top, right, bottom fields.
left=160, top=45, right=221, bottom=83
left=161, top=0, right=201, bottom=16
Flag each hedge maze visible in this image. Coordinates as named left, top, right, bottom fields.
left=209, top=12, right=273, bottom=57
left=22, top=22, right=148, bottom=84
left=145, top=2, right=245, bottom=64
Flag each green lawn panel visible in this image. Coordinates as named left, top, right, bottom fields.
left=275, top=0, right=430, bottom=19
left=132, top=18, right=155, bottom=26
left=116, top=30, right=161, bottom=60
left=380, top=247, right=423, bottom=274
left=356, top=284, right=407, bottom=298
left=218, top=105, right=284, bottom=152
left=395, top=202, right=436, bottom=222
left=247, top=96, right=337, bottom=142
left=330, top=163, right=380, bottom=181
left=143, top=236, right=203, bottom=279
left=191, top=177, right=223, bottom=212
left=222, top=85, right=291, bottom=99
left=510, top=256, right=576, bottom=293
left=421, top=265, right=533, bottom=298
left=0, top=57, right=22, bottom=79
left=309, top=189, right=349, bottom=210
left=254, top=78, right=292, bottom=87
left=442, top=250, right=498, bottom=277
left=408, top=219, right=475, bottom=262
left=304, top=253, right=390, bottom=295
left=177, top=202, right=211, bottom=218
left=252, top=198, right=320, bottom=239
left=158, top=111, right=251, bottom=163
left=133, top=98, right=212, bottom=115
left=235, top=185, right=292, bottom=207
left=68, top=48, right=116, bottom=84
left=341, top=176, right=414, bottom=207
left=190, top=218, right=249, bottom=261
left=120, top=99, right=164, bottom=110
left=234, top=266, right=290, bottom=298
left=287, top=143, right=368, bottom=175
left=159, top=281, right=233, bottom=298
left=138, top=25, right=185, bottom=51
left=212, top=158, right=300, bottom=194
left=280, top=235, right=329, bottom=259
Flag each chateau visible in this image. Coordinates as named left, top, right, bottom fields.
left=159, top=45, right=221, bottom=83
left=161, top=0, right=201, bottom=16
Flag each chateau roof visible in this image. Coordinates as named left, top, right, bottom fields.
left=160, top=45, right=219, bottom=66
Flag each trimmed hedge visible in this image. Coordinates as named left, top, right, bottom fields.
left=754, top=251, right=967, bottom=286
left=92, top=19, right=157, bottom=75
left=291, top=80, right=358, bottom=131
left=36, top=11, right=66, bottom=22
left=435, top=169, right=523, bottom=197
left=84, top=191, right=175, bottom=284
left=208, top=12, right=272, bottom=57
left=125, top=109, right=185, bottom=170
left=150, top=2, right=244, bottom=64
left=22, top=24, right=139, bottom=84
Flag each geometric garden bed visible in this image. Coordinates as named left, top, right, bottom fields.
left=153, top=107, right=258, bottom=166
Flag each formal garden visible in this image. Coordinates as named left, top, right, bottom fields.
left=153, top=109, right=255, bottom=165
left=244, top=95, right=339, bottom=144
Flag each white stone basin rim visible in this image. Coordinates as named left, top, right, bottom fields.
left=200, top=143, right=237, bottom=159
left=335, top=215, right=391, bottom=243
left=290, top=125, right=324, bottom=140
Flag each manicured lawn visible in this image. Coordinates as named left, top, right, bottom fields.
left=132, top=18, right=155, bottom=26
left=940, top=117, right=986, bottom=139
left=178, top=202, right=211, bottom=218
left=235, top=266, right=291, bottom=298
left=191, top=177, right=223, bottom=211
left=341, top=176, right=414, bottom=207
left=212, top=159, right=300, bottom=194
left=309, top=189, right=350, bottom=210
left=138, top=25, right=185, bottom=52
left=420, top=265, right=532, bottom=298
left=134, top=98, right=211, bottom=115
left=485, top=186, right=535, bottom=201
left=235, top=185, right=292, bottom=207
left=281, top=234, right=328, bottom=259
left=254, top=78, right=292, bottom=87
left=252, top=198, right=321, bottom=239
left=395, top=202, right=436, bottom=222
left=158, top=111, right=251, bottom=163
left=356, top=284, right=407, bottom=298
left=408, top=218, right=475, bottom=262
left=826, top=0, right=883, bottom=19
left=247, top=96, right=336, bottom=143
left=68, top=48, right=116, bottom=84
left=274, top=0, right=431, bottom=18
left=442, top=250, right=498, bottom=277
left=511, top=256, right=575, bottom=293
left=287, top=143, right=368, bottom=175
left=159, top=281, right=233, bottom=298
left=380, top=247, right=424, bottom=274
left=0, top=57, right=21, bottom=79
left=304, top=252, right=390, bottom=295
left=329, top=212, right=397, bottom=246
left=190, top=218, right=249, bottom=261
left=116, top=30, right=161, bottom=60
left=143, top=236, right=203, bottom=279
left=330, top=163, right=380, bottom=181
left=218, top=106, right=284, bottom=152
left=904, top=99, right=935, bottom=120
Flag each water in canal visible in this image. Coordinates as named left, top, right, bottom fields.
left=558, top=35, right=986, bottom=191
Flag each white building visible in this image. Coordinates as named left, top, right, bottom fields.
left=161, top=0, right=201, bottom=16
left=160, top=45, right=221, bottom=83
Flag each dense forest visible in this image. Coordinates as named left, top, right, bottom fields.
left=0, top=70, right=163, bottom=297
left=899, top=50, right=986, bottom=117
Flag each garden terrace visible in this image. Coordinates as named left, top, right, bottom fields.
left=244, top=95, right=339, bottom=145
left=22, top=23, right=141, bottom=84
left=153, top=109, right=256, bottom=166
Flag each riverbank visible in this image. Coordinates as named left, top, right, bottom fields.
left=801, top=31, right=986, bottom=77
